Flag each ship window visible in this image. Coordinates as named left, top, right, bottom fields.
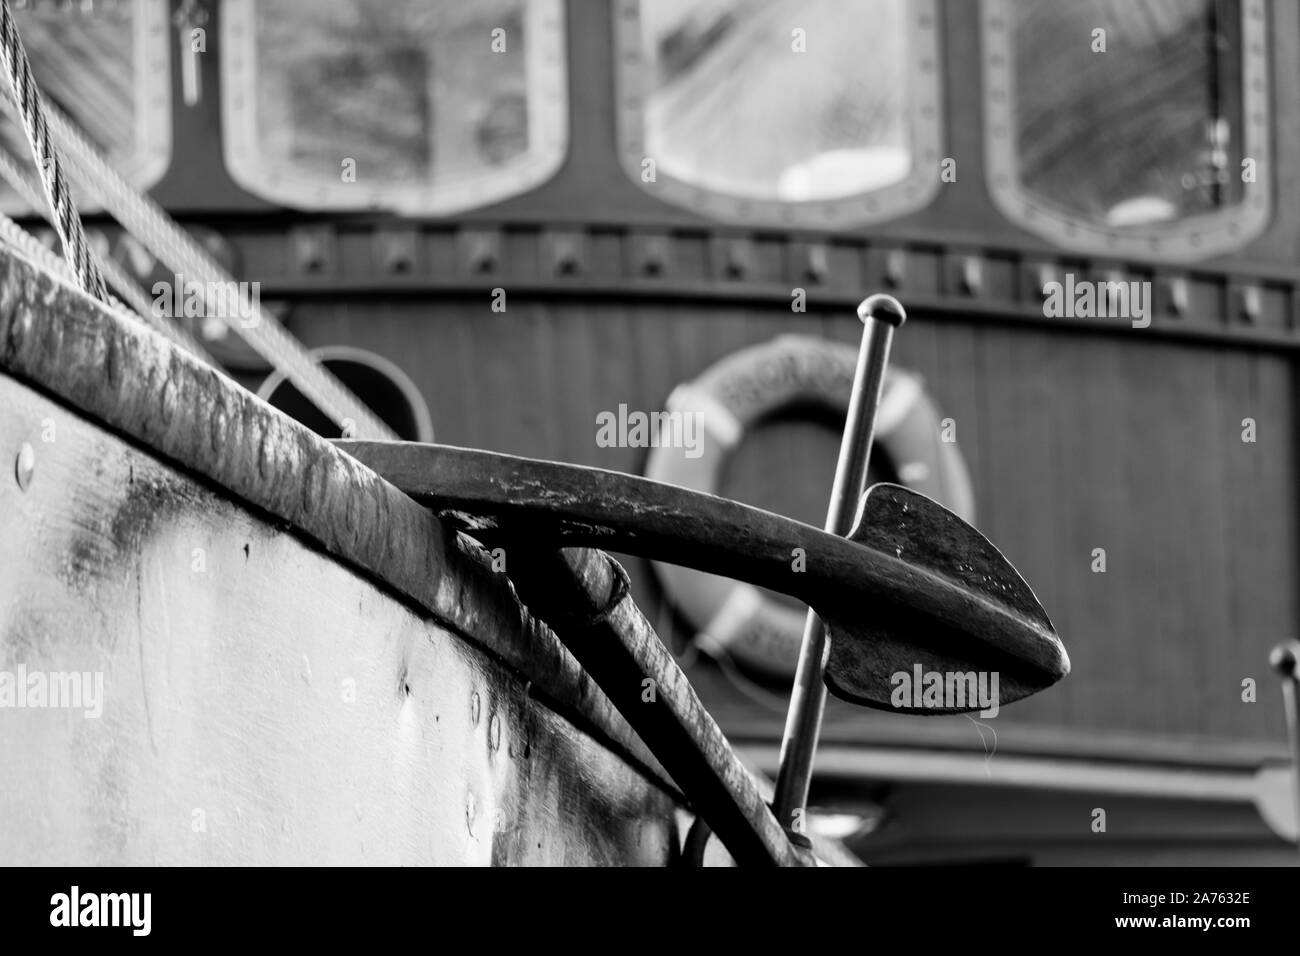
left=614, top=0, right=942, bottom=227
left=983, top=0, right=1270, bottom=260
left=221, top=0, right=567, bottom=214
left=0, top=0, right=170, bottom=213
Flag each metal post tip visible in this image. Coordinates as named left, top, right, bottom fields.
left=857, top=294, right=906, bottom=328
left=1271, top=642, right=1300, bottom=678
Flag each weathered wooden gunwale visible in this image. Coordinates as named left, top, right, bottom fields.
left=0, top=246, right=696, bottom=863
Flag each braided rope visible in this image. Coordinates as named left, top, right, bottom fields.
left=0, top=145, right=214, bottom=361
left=0, top=206, right=209, bottom=360
left=0, top=0, right=106, bottom=303
left=0, top=208, right=130, bottom=316
left=38, top=99, right=396, bottom=440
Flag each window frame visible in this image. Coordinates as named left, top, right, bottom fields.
left=981, top=0, right=1271, bottom=261
left=219, top=0, right=568, bottom=215
left=0, top=0, right=171, bottom=215
left=612, top=0, right=943, bottom=229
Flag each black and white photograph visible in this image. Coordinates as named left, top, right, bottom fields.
left=0, top=0, right=1294, bottom=927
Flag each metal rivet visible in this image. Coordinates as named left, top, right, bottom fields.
left=461, top=231, right=499, bottom=275
left=960, top=256, right=983, bottom=295
left=884, top=249, right=906, bottom=288
left=1238, top=285, right=1261, bottom=323
left=378, top=230, right=416, bottom=275
left=804, top=244, right=829, bottom=284
left=470, top=691, right=481, bottom=726
left=1166, top=277, right=1189, bottom=317
left=290, top=226, right=333, bottom=275
left=639, top=235, right=668, bottom=277
left=14, top=442, right=34, bottom=491
left=1102, top=270, right=1127, bottom=315
left=724, top=238, right=752, bottom=279
left=488, top=713, right=502, bottom=752
left=549, top=232, right=583, bottom=276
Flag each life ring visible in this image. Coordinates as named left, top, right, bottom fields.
left=645, top=335, right=975, bottom=678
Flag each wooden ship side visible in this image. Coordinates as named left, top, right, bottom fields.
left=0, top=249, right=685, bottom=865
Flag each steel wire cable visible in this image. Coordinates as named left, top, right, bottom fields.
left=0, top=0, right=106, bottom=302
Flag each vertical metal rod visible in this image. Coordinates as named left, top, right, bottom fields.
left=1270, top=641, right=1300, bottom=858
left=772, top=294, right=906, bottom=836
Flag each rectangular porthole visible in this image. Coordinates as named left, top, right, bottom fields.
left=220, top=0, right=567, bottom=215
left=0, top=0, right=170, bottom=214
left=614, top=0, right=943, bottom=228
left=983, top=0, right=1271, bottom=261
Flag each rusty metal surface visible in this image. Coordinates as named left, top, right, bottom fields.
left=0, top=247, right=674, bottom=802
left=0, top=377, right=680, bottom=863
left=340, top=441, right=1068, bottom=711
